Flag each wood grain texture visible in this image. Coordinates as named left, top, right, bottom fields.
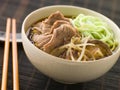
left=0, top=0, right=120, bottom=90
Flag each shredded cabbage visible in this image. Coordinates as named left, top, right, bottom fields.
left=72, top=14, right=118, bottom=51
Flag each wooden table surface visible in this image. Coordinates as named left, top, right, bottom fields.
left=0, top=0, right=120, bottom=90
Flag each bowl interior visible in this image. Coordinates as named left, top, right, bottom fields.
left=23, top=5, right=120, bottom=56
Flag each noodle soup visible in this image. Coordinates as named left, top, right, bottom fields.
left=27, top=11, right=117, bottom=61
left=22, top=5, right=120, bottom=83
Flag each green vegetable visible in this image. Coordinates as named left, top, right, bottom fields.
left=72, top=14, right=118, bottom=51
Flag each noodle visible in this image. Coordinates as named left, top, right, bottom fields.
left=72, top=14, right=118, bottom=51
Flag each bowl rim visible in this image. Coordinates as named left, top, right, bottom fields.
left=22, top=5, right=120, bottom=64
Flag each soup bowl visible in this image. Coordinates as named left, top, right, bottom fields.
left=21, top=5, right=120, bottom=84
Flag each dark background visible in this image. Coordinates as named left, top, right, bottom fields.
left=0, top=0, right=120, bottom=90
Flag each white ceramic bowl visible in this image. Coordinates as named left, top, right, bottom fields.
left=21, top=5, right=120, bottom=84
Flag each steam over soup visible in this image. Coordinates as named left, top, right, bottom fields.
left=27, top=11, right=118, bottom=61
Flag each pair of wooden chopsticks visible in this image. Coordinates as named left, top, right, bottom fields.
left=1, top=18, right=19, bottom=90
